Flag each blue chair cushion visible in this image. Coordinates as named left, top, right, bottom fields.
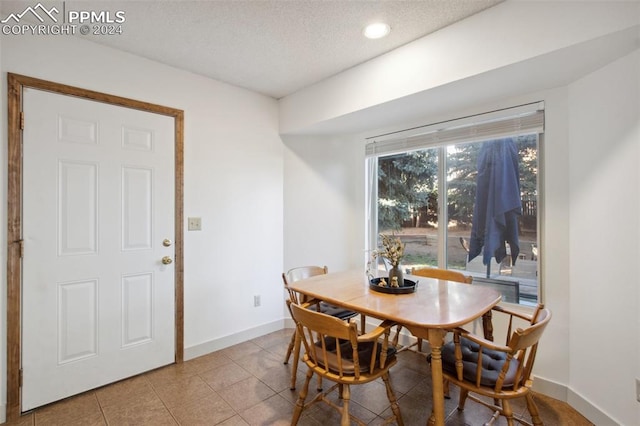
left=315, top=338, right=397, bottom=374
left=318, top=302, right=358, bottom=320
left=440, top=337, right=519, bottom=388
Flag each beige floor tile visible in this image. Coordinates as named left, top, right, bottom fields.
left=143, top=361, right=201, bottom=387
left=252, top=362, right=299, bottom=394
left=169, top=392, right=236, bottom=425
left=220, top=341, right=263, bottom=361
left=234, top=349, right=282, bottom=376
left=199, top=361, right=253, bottom=391
left=34, top=393, right=101, bottom=425
left=278, top=386, right=308, bottom=406
left=152, top=374, right=216, bottom=410
left=250, top=328, right=292, bottom=350
left=36, top=410, right=106, bottom=426
left=379, top=393, right=429, bottom=426
left=387, top=363, right=428, bottom=394
left=397, top=356, right=432, bottom=378
left=292, top=414, right=325, bottom=426
left=303, top=392, right=379, bottom=425
left=98, top=388, right=162, bottom=413
left=216, top=415, right=250, bottom=426
left=101, top=395, right=176, bottom=426
left=238, top=394, right=295, bottom=425
left=348, top=379, right=403, bottom=416
left=95, top=375, right=154, bottom=409
left=217, top=376, right=276, bottom=412
left=444, top=400, right=511, bottom=426
left=184, top=350, right=234, bottom=374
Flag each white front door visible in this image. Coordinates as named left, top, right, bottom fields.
left=21, top=88, right=176, bottom=411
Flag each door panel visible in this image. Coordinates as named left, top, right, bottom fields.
left=122, top=166, right=153, bottom=250
left=21, top=88, right=176, bottom=411
left=58, top=160, right=98, bottom=255
left=58, top=279, right=98, bottom=364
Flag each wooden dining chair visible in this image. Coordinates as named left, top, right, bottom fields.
left=439, top=304, right=551, bottom=426
left=411, top=266, right=499, bottom=398
left=411, top=266, right=473, bottom=284
left=282, top=265, right=360, bottom=390
left=288, top=300, right=404, bottom=426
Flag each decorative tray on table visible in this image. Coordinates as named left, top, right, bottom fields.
left=369, top=277, right=418, bottom=294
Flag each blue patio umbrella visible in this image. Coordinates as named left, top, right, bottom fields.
left=468, top=138, right=522, bottom=277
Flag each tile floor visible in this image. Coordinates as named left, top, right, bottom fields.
left=6, top=328, right=593, bottom=425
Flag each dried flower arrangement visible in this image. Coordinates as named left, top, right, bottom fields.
left=372, top=234, right=405, bottom=268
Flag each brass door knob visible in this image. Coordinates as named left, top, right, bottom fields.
left=163, top=239, right=173, bottom=247
left=161, top=256, right=173, bottom=265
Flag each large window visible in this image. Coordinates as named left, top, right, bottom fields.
left=366, top=104, right=543, bottom=305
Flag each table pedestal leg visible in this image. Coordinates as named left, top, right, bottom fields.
left=427, top=328, right=446, bottom=426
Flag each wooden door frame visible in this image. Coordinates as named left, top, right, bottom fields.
left=6, top=73, right=184, bottom=420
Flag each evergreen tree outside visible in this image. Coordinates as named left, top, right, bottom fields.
left=377, top=149, right=438, bottom=231
left=378, top=135, right=538, bottom=233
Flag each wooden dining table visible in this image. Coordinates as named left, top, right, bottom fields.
left=287, top=268, right=502, bottom=426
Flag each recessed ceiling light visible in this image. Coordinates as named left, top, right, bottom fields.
left=363, top=22, right=391, bottom=39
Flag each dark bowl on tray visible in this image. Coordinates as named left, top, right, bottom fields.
left=369, top=277, right=417, bottom=294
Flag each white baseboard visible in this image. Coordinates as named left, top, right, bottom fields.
left=184, top=319, right=286, bottom=361
left=531, top=375, right=568, bottom=401
left=566, top=386, right=620, bottom=426
left=532, top=376, right=618, bottom=425
left=284, top=317, right=295, bottom=329
left=0, top=403, right=5, bottom=424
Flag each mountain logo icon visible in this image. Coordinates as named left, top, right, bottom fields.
left=1, top=3, right=60, bottom=24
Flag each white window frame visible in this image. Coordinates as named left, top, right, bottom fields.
left=365, top=102, right=544, bottom=305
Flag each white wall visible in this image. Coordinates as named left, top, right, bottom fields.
left=282, top=134, right=364, bottom=272
left=567, top=51, right=640, bottom=426
left=0, top=34, right=284, bottom=420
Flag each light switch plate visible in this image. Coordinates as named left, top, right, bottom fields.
left=187, top=217, right=202, bottom=231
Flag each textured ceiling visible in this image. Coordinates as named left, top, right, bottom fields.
left=2, top=0, right=504, bottom=99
